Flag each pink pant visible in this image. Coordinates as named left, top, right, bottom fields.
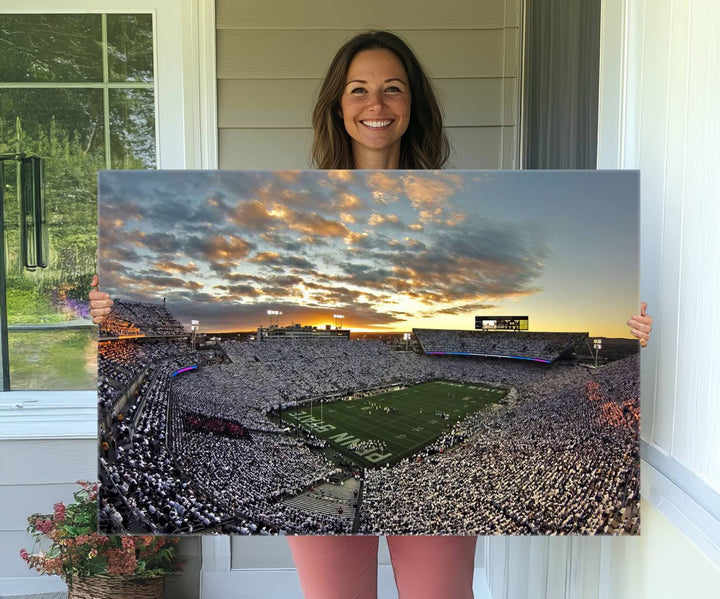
left=288, top=536, right=477, bottom=599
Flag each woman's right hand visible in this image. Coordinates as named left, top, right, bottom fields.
left=627, top=301, right=652, bottom=348
left=89, top=274, right=114, bottom=324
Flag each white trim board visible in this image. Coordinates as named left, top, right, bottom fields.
left=0, top=392, right=96, bottom=440
left=201, top=566, right=491, bottom=599
left=642, top=447, right=720, bottom=568
left=0, top=575, right=66, bottom=599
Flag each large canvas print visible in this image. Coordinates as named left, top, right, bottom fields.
left=97, top=169, right=640, bottom=536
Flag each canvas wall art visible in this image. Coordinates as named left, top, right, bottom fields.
left=97, top=169, right=640, bottom=536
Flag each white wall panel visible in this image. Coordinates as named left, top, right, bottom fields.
left=219, top=78, right=516, bottom=129
left=219, top=127, right=510, bottom=171
left=217, top=0, right=509, bottom=30
left=447, top=127, right=506, bottom=169
left=0, top=439, right=96, bottom=485
left=218, top=79, right=320, bottom=128
left=219, top=128, right=313, bottom=170
left=218, top=29, right=509, bottom=80
left=503, top=78, right=518, bottom=126
left=0, top=483, right=81, bottom=530
left=672, top=1, right=720, bottom=482
left=504, top=27, right=519, bottom=77
left=599, top=0, right=720, bottom=488
left=0, top=531, right=57, bottom=579
left=487, top=535, right=645, bottom=599
left=505, top=0, right=521, bottom=28
left=230, top=537, right=296, bottom=569
left=616, top=0, right=720, bottom=487
left=502, top=126, right=518, bottom=169
left=439, top=79, right=514, bottom=126
left=637, top=0, right=676, bottom=452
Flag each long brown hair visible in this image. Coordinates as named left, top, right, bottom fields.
left=311, top=31, right=450, bottom=169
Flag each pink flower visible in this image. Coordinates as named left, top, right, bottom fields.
left=53, top=503, right=66, bottom=522
left=107, top=547, right=137, bottom=576
left=34, top=518, right=53, bottom=534
left=121, top=536, right=135, bottom=549
left=19, top=548, right=29, bottom=562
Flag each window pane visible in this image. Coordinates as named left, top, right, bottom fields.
left=1, top=88, right=104, bottom=278
left=110, top=89, right=156, bottom=169
left=0, top=14, right=102, bottom=82
left=2, top=88, right=102, bottom=389
left=0, top=89, right=106, bottom=161
left=107, top=14, right=154, bottom=83
left=8, top=329, right=97, bottom=390
left=0, top=13, right=156, bottom=390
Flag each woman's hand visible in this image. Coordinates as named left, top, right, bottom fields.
left=627, top=301, right=652, bottom=348
left=89, top=274, right=114, bottom=324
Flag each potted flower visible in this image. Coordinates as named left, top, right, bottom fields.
left=20, top=481, right=182, bottom=599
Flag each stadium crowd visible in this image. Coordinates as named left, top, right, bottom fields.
left=414, top=328, right=588, bottom=362
left=359, top=355, right=639, bottom=535
left=100, top=299, right=185, bottom=337
left=97, top=302, right=639, bottom=536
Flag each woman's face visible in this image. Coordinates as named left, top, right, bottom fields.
left=340, top=49, right=411, bottom=167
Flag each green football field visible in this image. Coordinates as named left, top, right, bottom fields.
left=281, top=380, right=506, bottom=468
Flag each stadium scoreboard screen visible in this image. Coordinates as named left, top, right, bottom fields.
left=475, top=316, right=529, bottom=331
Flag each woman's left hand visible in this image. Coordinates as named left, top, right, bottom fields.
left=627, top=301, right=652, bottom=348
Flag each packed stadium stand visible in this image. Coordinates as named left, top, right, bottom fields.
left=99, top=299, right=186, bottom=337
left=98, top=302, right=639, bottom=536
left=413, top=328, right=588, bottom=363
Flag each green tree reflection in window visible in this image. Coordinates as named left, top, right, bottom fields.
left=0, top=13, right=155, bottom=390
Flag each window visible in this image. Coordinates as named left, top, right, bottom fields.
left=0, top=13, right=156, bottom=390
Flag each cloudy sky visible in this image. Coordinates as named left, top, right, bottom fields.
left=98, top=170, right=639, bottom=337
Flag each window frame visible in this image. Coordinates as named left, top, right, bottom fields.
left=0, top=0, right=217, bottom=438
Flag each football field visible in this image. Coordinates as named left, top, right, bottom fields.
left=281, top=380, right=506, bottom=468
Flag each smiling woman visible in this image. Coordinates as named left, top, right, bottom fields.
left=311, top=30, right=448, bottom=170
left=339, top=49, right=412, bottom=169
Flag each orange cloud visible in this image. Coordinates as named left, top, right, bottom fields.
left=230, top=199, right=278, bottom=229
left=204, top=235, right=253, bottom=261
left=402, top=175, right=455, bottom=209
left=338, top=193, right=362, bottom=210
left=250, top=251, right=281, bottom=263
left=345, top=231, right=369, bottom=245
left=286, top=211, right=349, bottom=237
left=328, top=170, right=355, bottom=182
left=153, top=260, right=199, bottom=274
left=340, top=213, right=356, bottom=224
left=367, top=171, right=402, bottom=193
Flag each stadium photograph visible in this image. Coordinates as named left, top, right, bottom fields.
left=97, top=169, right=640, bottom=536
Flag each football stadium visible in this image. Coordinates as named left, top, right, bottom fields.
left=98, top=301, right=640, bottom=536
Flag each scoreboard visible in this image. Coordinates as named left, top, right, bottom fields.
left=475, top=316, right=529, bottom=331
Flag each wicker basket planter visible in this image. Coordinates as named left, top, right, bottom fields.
left=67, top=575, right=164, bottom=599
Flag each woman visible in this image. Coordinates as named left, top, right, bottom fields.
left=90, top=31, right=653, bottom=599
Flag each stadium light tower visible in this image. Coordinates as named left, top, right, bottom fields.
left=593, top=338, right=602, bottom=368
left=191, top=320, right=199, bottom=350
left=403, top=332, right=411, bottom=351
left=267, top=309, right=282, bottom=328
left=333, top=314, right=344, bottom=329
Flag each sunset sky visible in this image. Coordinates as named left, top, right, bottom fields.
left=98, top=170, right=639, bottom=337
